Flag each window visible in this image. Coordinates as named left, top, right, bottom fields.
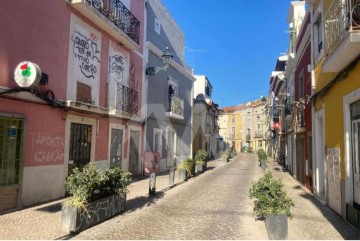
left=314, top=12, right=323, bottom=56
left=231, top=127, right=235, bottom=139
left=168, top=78, right=178, bottom=111
left=205, top=83, right=211, bottom=97
left=232, top=115, right=235, bottom=123
left=155, top=18, right=161, bottom=35
left=153, top=128, right=163, bottom=158
left=258, top=140, right=262, bottom=147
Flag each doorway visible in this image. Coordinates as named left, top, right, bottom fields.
left=351, top=120, right=360, bottom=208
left=0, top=117, right=24, bottom=212
left=129, top=130, right=140, bottom=175
left=110, top=128, right=123, bottom=168
left=68, top=123, right=92, bottom=174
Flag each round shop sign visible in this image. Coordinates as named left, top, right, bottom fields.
left=14, top=61, right=41, bottom=88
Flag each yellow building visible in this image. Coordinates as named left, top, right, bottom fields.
left=309, top=0, right=360, bottom=229
left=220, top=105, right=244, bottom=152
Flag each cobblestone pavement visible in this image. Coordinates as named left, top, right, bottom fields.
left=0, top=155, right=224, bottom=240
left=72, top=153, right=267, bottom=240
left=1, top=153, right=360, bottom=240
left=267, top=159, right=360, bottom=240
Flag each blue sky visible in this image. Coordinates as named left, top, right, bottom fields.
left=162, top=0, right=291, bottom=108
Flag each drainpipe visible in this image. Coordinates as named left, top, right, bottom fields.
left=142, top=0, right=149, bottom=176
left=308, top=1, right=317, bottom=194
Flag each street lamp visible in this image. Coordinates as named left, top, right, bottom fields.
left=261, top=96, right=267, bottom=105
left=145, top=47, right=173, bottom=75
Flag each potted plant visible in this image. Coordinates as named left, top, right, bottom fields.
left=257, top=149, right=267, bottom=171
left=248, top=171, right=295, bottom=240
left=195, top=149, right=208, bottom=173
left=223, top=148, right=231, bottom=162
left=178, top=158, right=195, bottom=181
left=61, top=163, right=132, bottom=233
left=230, top=146, right=237, bottom=159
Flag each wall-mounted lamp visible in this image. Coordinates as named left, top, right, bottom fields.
left=261, top=96, right=267, bottom=105
left=145, top=47, right=173, bottom=75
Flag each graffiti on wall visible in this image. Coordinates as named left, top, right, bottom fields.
left=109, top=40, right=129, bottom=84
left=33, top=134, right=65, bottom=163
left=129, top=61, right=137, bottom=91
left=72, top=31, right=101, bottom=79
left=109, top=55, right=125, bottom=82
left=326, top=147, right=341, bottom=214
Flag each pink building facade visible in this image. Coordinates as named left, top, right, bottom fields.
left=0, top=0, right=145, bottom=213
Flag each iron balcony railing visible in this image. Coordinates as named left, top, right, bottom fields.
left=85, top=0, right=140, bottom=44
left=168, top=96, right=184, bottom=117
left=254, top=130, right=264, bottom=138
left=324, top=0, right=360, bottom=56
left=296, top=107, right=305, bottom=128
left=116, top=83, right=138, bottom=115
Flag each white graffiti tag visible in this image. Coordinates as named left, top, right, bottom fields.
left=72, top=31, right=101, bottom=79
left=34, top=134, right=65, bottom=163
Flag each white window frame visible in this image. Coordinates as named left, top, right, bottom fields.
left=313, top=6, right=324, bottom=63
left=344, top=88, right=360, bottom=205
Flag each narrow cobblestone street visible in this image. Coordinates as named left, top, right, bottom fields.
left=1, top=153, right=360, bottom=240
left=72, top=153, right=267, bottom=240
left=71, top=153, right=360, bottom=240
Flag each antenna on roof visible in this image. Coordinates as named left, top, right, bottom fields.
left=185, top=47, right=207, bottom=73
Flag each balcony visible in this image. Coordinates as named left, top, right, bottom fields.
left=323, top=0, right=360, bottom=72
left=295, top=110, right=306, bottom=134
left=254, top=131, right=264, bottom=139
left=108, top=83, right=138, bottom=116
left=166, top=96, right=184, bottom=120
left=69, top=0, right=140, bottom=50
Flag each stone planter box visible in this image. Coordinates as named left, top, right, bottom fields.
left=223, top=157, right=230, bottom=163
left=179, top=169, right=187, bottom=181
left=195, top=163, right=206, bottom=173
left=265, top=214, right=288, bottom=240
left=260, top=161, right=267, bottom=171
left=61, top=193, right=126, bottom=234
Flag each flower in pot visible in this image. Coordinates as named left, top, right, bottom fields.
left=195, top=149, right=208, bottom=173
left=248, top=171, right=294, bottom=240
left=61, top=163, right=132, bottom=233
left=257, top=149, right=267, bottom=171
